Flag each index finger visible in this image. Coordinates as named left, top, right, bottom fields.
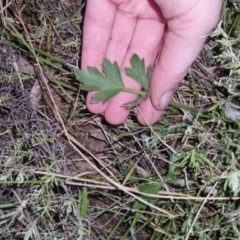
left=81, top=0, right=116, bottom=113
left=81, top=0, right=116, bottom=69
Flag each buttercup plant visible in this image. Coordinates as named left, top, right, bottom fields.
left=75, top=54, right=151, bottom=108
left=75, top=54, right=201, bottom=115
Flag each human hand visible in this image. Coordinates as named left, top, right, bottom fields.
left=81, top=0, right=223, bottom=125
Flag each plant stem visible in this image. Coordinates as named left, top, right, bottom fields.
left=123, top=87, right=204, bottom=115
left=170, top=100, right=204, bottom=116
left=122, top=87, right=146, bottom=96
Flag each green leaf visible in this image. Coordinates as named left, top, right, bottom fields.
left=102, top=57, right=123, bottom=85
left=74, top=66, right=106, bottom=91
left=132, top=183, right=160, bottom=211
left=92, top=88, right=123, bottom=102
left=124, top=54, right=149, bottom=90
left=74, top=54, right=152, bottom=104
left=80, top=187, right=88, bottom=218
left=74, top=58, right=125, bottom=102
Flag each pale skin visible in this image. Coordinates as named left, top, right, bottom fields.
left=81, top=0, right=223, bottom=125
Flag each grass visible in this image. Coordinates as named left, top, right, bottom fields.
left=0, top=0, right=240, bottom=239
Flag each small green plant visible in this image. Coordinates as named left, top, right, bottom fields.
left=74, top=54, right=150, bottom=108
left=75, top=54, right=202, bottom=114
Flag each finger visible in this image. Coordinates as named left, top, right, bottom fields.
left=150, top=0, right=222, bottom=110
left=87, top=11, right=135, bottom=114
left=105, top=10, right=136, bottom=63
left=104, top=19, right=165, bottom=125
left=137, top=98, right=163, bottom=125
left=81, top=0, right=116, bottom=113
left=150, top=32, right=206, bottom=111
left=81, top=0, right=116, bottom=69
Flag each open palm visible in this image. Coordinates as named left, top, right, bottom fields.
left=81, top=0, right=222, bottom=125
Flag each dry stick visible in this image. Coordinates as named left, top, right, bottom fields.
left=138, top=108, right=178, bottom=155
left=124, top=122, right=185, bottom=214
left=12, top=56, right=24, bottom=90
left=0, top=130, right=9, bottom=136
left=185, top=181, right=218, bottom=240
left=41, top=171, right=111, bottom=186
left=185, top=164, right=234, bottom=239
left=0, top=0, right=12, bottom=14
left=35, top=170, right=240, bottom=201
left=67, top=133, right=175, bottom=218
left=65, top=181, right=117, bottom=190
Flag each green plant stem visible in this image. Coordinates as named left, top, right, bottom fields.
left=122, top=87, right=146, bottom=96
left=51, top=75, right=204, bottom=115
left=170, top=100, right=203, bottom=116
left=0, top=179, right=64, bottom=185
left=123, top=88, right=204, bottom=115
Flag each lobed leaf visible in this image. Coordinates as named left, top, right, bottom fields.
left=75, top=67, right=103, bottom=91
left=124, top=54, right=149, bottom=90
left=74, top=58, right=125, bottom=102
left=74, top=54, right=151, bottom=104
left=92, top=88, right=123, bottom=102
left=102, top=57, right=123, bottom=85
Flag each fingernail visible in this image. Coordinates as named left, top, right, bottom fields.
left=158, top=89, right=174, bottom=110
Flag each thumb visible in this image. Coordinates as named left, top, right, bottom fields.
left=150, top=34, right=206, bottom=110
left=150, top=0, right=222, bottom=110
